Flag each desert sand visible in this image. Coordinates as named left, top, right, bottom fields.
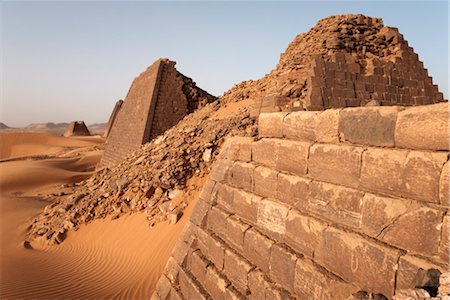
left=0, top=132, right=193, bottom=299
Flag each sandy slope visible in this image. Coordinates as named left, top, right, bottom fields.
left=1, top=132, right=190, bottom=298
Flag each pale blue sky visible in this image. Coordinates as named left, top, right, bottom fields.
left=1, top=1, right=448, bottom=127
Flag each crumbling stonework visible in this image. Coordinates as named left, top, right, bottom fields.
left=63, top=121, right=91, bottom=137
left=103, top=99, right=123, bottom=138
left=154, top=102, right=449, bottom=299
left=99, top=58, right=216, bottom=167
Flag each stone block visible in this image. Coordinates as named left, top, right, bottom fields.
left=395, top=102, right=449, bottom=150
left=254, top=166, right=278, bottom=198
left=224, top=249, right=253, bottom=293
left=294, top=258, right=358, bottom=299
left=204, top=266, right=229, bottom=300
left=188, top=250, right=209, bottom=284
left=164, top=257, right=181, bottom=285
left=285, top=209, right=326, bottom=257
left=154, top=275, right=172, bottom=299
left=243, top=228, right=274, bottom=272
left=224, top=215, right=250, bottom=252
left=338, top=106, right=400, bottom=147
left=190, top=199, right=211, bottom=227
left=178, top=268, right=207, bottom=300
left=233, top=189, right=261, bottom=224
left=210, top=159, right=233, bottom=183
left=308, top=143, right=363, bottom=188
left=276, top=173, right=310, bottom=209
left=379, top=206, right=443, bottom=256
left=214, top=182, right=235, bottom=212
left=401, top=151, right=447, bottom=203
left=308, top=181, right=364, bottom=228
left=361, top=193, right=413, bottom=237
left=360, top=148, right=410, bottom=198
left=231, top=162, right=254, bottom=192
left=315, top=227, right=400, bottom=298
left=315, top=109, right=340, bottom=143
left=441, top=161, right=450, bottom=206
left=282, top=111, right=319, bottom=141
left=199, top=179, right=216, bottom=203
left=259, top=112, right=287, bottom=138
left=248, top=270, right=267, bottom=300
left=206, top=206, right=229, bottom=238
left=257, top=198, right=289, bottom=237
left=197, top=230, right=225, bottom=271
left=396, top=255, right=444, bottom=290
left=439, top=215, right=449, bottom=262
left=276, top=140, right=311, bottom=175
left=269, top=244, right=297, bottom=292
left=218, top=137, right=253, bottom=162
left=252, top=138, right=279, bottom=168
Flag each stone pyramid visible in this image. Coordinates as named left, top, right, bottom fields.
left=63, top=121, right=91, bottom=137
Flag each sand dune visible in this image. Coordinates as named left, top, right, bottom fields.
left=0, top=131, right=194, bottom=299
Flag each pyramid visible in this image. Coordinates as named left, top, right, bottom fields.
left=63, top=121, right=91, bottom=137
left=103, top=99, right=123, bottom=138
left=99, top=58, right=216, bottom=167
left=250, top=14, right=445, bottom=116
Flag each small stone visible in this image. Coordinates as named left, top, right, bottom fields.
left=168, top=189, right=182, bottom=200
left=202, top=148, right=212, bottom=162
left=168, top=210, right=182, bottom=224
left=23, top=241, right=33, bottom=249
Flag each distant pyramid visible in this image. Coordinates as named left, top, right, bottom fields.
left=63, top=121, right=91, bottom=137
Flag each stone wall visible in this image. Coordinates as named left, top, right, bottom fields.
left=154, top=102, right=449, bottom=299
left=99, top=59, right=215, bottom=167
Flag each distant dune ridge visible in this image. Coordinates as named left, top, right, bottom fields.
left=1, top=13, right=449, bottom=300
left=0, top=121, right=107, bottom=136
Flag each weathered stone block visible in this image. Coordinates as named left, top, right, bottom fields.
left=231, top=162, right=254, bottom=192
left=315, top=109, right=340, bottom=143
left=252, top=138, right=279, bottom=168
left=224, top=215, right=250, bottom=252
left=257, top=198, right=289, bottom=237
left=204, top=266, right=229, bottom=300
left=401, top=151, right=447, bottom=203
left=164, top=257, right=181, bottom=285
left=277, top=173, right=310, bottom=209
left=215, top=182, right=235, bottom=212
left=339, top=106, right=400, bottom=147
left=360, top=148, right=406, bottom=198
left=396, top=255, right=444, bottom=290
left=206, top=206, right=230, bottom=238
left=218, top=137, right=253, bottom=162
left=395, top=102, right=449, bottom=151
left=178, top=268, right=207, bottom=300
left=224, top=249, right=253, bottom=293
left=283, top=111, right=319, bottom=141
left=308, top=143, right=363, bottom=188
left=209, top=159, right=233, bottom=183
left=254, top=166, right=278, bottom=198
left=294, top=258, right=358, bottom=299
left=190, top=199, right=211, bottom=227
left=276, top=140, right=311, bottom=175
left=199, top=179, right=216, bottom=203
left=243, top=228, right=274, bottom=272
left=361, top=193, right=413, bottom=237
left=233, top=189, right=261, bottom=224
left=197, top=230, right=225, bottom=270
left=248, top=270, right=267, bottom=300
left=188, top=250, right=209, bottom=284
left=259, top=112, right=287, bottom=138
left=154, top=275, right=172, bottom=299
left=309, top=181, right=364, bottom=228
left=315, top=227, right=400, bottom=298
left=380, top=206, right=444, bottom=256
left=439, top=215, right=449, bottom=262
left=285, top=209, right=326, bottom=257
left=440, top=161, right=450, bottom=206
left=269, top=244, right=297, bottom=292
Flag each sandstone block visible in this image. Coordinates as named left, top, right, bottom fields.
left=210, top=159, right=233, bottom=183
left=231, top=162, right=254, bottom=192
left=190, top=199, right=211, bottom=227
left=294, top=258, right=358, bottom=299
left=339, top=106, right=400, bottom=147
left=199, top=179, right=216, bottom=203
left=285, top=209, right=326, bottom=257
left=395, top=102, right=449, bottom=150
left=277, top=173, right=310, bottom=209
left=282, top=111, right=319, bottom=141
left=204, top=266, right=229, bottom=300
left=269, top=244, right=297, bottom=292
left=218, top=137, right=253, bottom=162
left=401, top=151, right=447, bottom=203
left=315, top=109, right=340, bottom=143
left=259, top=112, right=287, bottom=138
left=233, top=189, right=261, bottom=224
left=224, top=249, right=253, bottom=293
left=224, top=215, right=250, bottom=252
left=315, top=227, right=400, bottom=298
left=214, top=182, right=235, bottom=212
left=396, top=255, right=444, bottom=290
left=276, top=140, right=311, bottom=175
left=188, top=250, right=209, bottom=284
left=243, top=228, right=274, bottom=272
left=154, top=275, right=172, bottom=299
left=164, top=257, right=181, bottom=285
left=308, top=143, right=363, bottom=188
left=254, top=166, right=278, bottom=198
left=252, top=138, right=279, bottom=168
left=440, top=161, right=449, bottom=207
left=380, top=206, right=444, bottom=256
left=178, top=268, right=207, bottom=300
left=257, top=198, right=289, bottom=237
left=439, top=215, right=449, bottom=262
left=197, top=229, right=225, bottom=270
left=248, top=270, right=268, bottom=300
left=206, top=206, right=229, bottom=238
left=308, top=181, right=364, bottom=228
